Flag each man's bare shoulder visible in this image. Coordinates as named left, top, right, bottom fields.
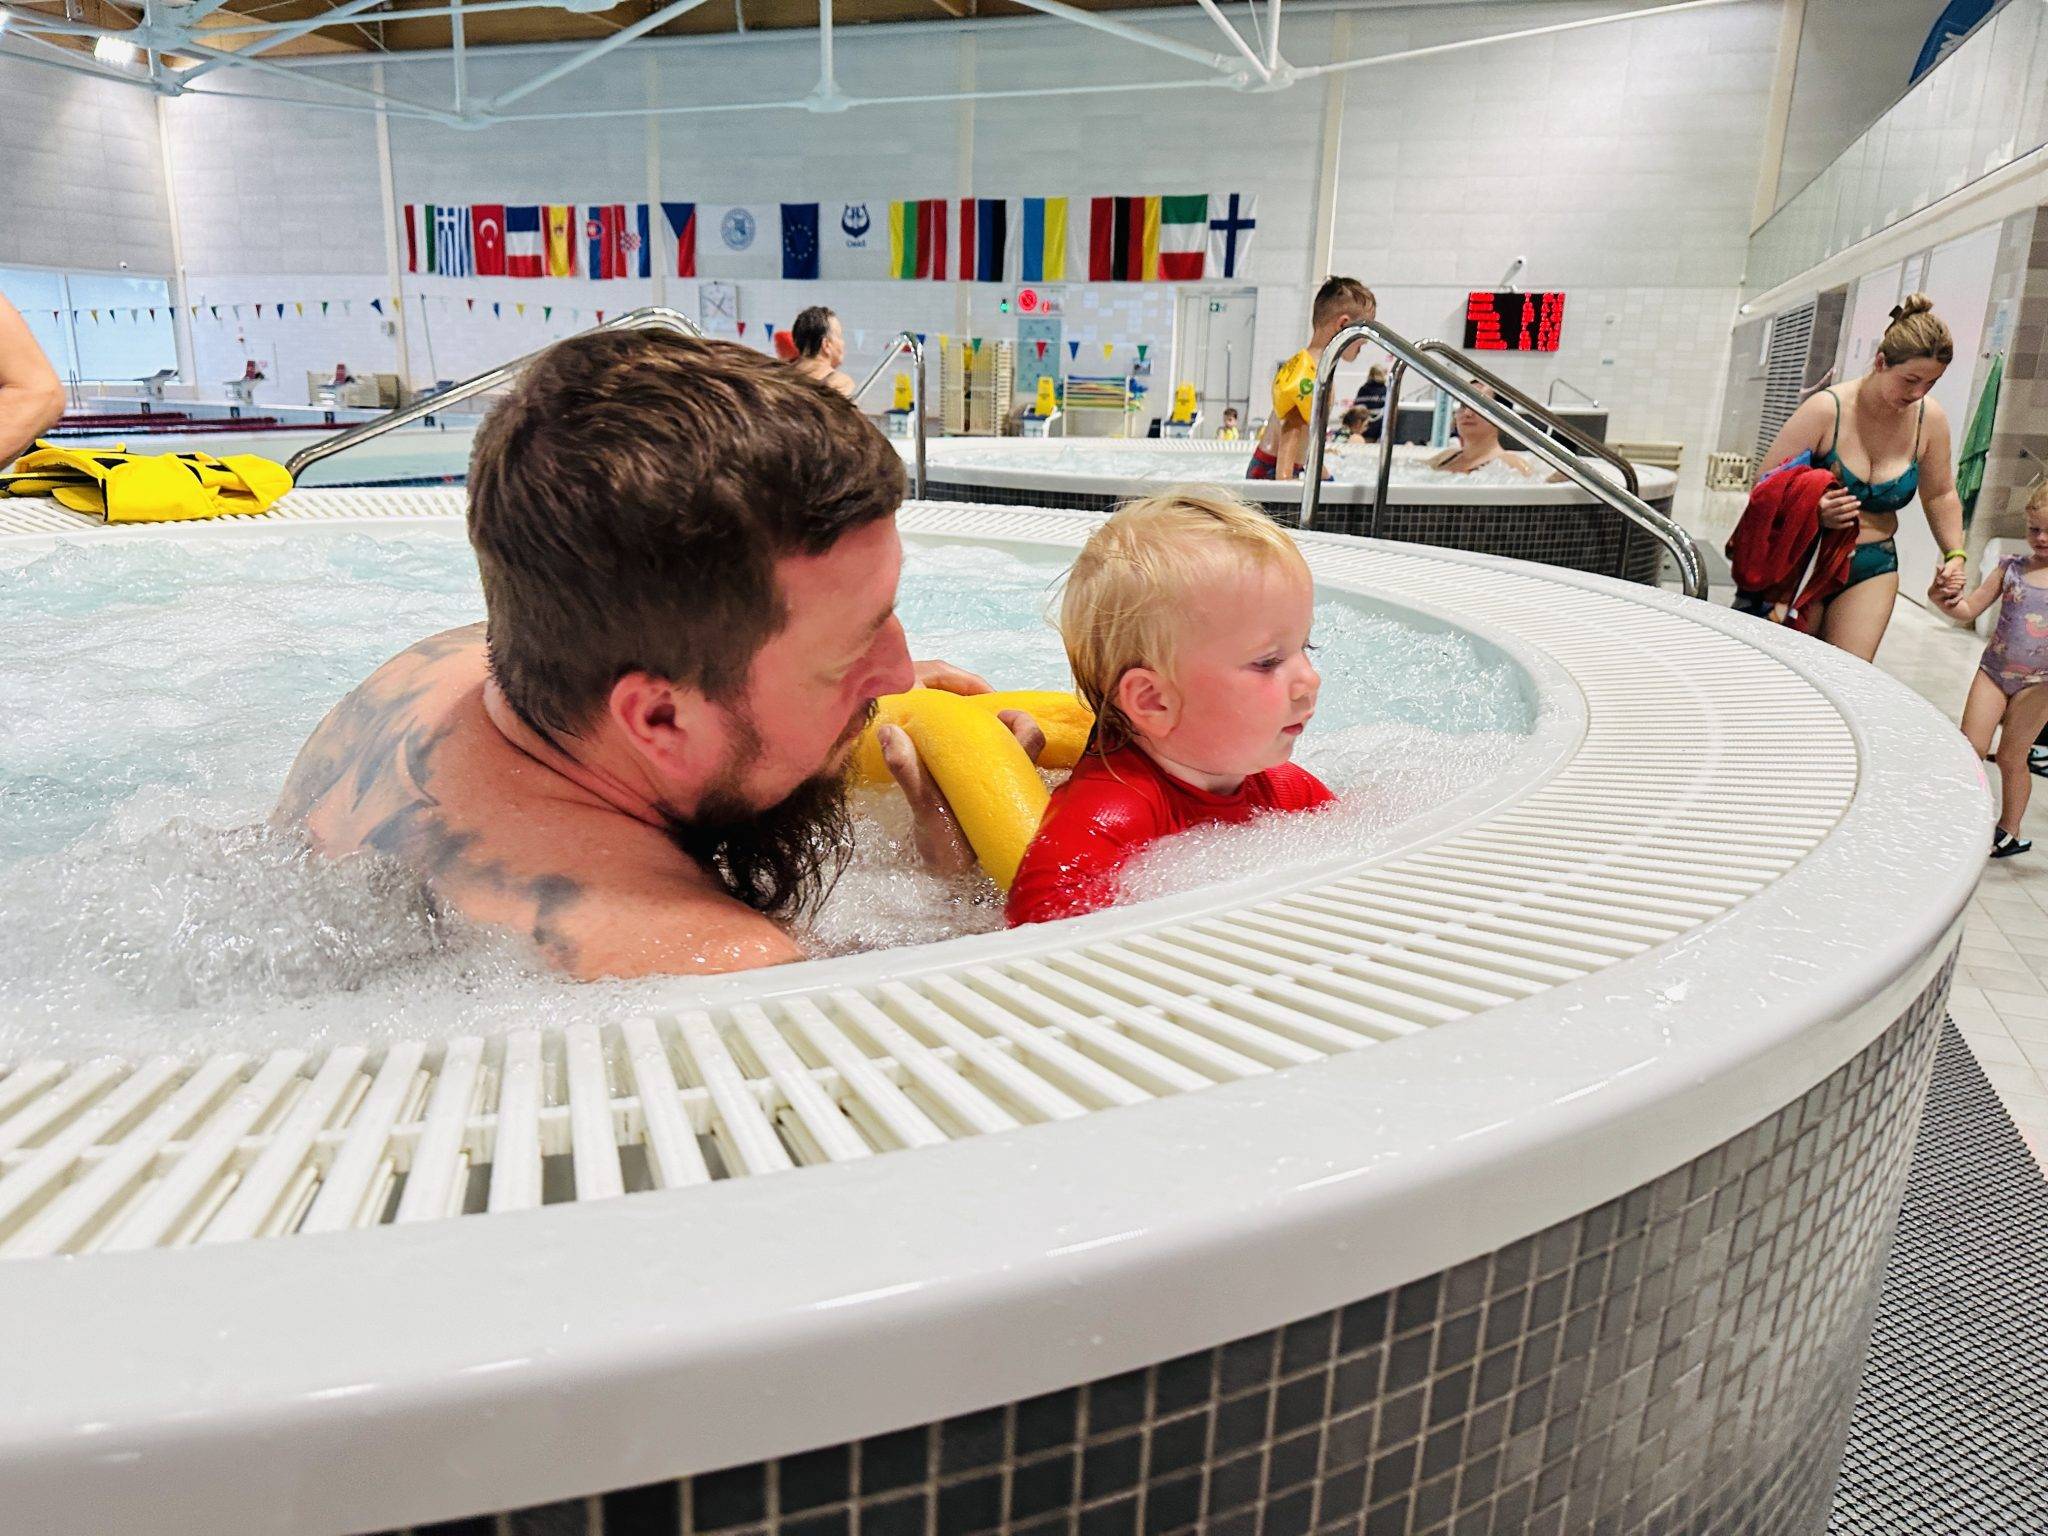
left=539, top=865, right=807, bottom=980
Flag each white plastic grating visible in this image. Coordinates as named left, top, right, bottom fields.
left=0, top=492, right=1856, bottom=1256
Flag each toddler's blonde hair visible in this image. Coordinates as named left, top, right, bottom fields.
left=1059, top=486, right=1309, bottom=754
left=2026, top=481, right=2048, bottom=521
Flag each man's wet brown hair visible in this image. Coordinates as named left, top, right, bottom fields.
left=467, top=329, right=906, bottom=738
left=1312, top=275, right=1376, bottom=329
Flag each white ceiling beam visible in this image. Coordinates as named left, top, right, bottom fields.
left=996, top=0, right=1240, bottom=77
left=1295, top=0, right=1747, bottom=78
left=1191, top=0, right=1269, bottom=81
left=174, top=0, right=395, bottom=85
left=484, top=0, right=719, bottom=111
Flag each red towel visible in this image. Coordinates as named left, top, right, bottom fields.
left=1727, top=464, right=1855, bottom=632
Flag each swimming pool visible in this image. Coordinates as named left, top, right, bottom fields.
left=907, top=438, right=1683, bottom=583
left=0, top=489, right=1982, bottom=1536
left=0, top=522, right=1536, bottom=1061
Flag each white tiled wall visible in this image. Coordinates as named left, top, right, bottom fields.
left=0, top=57, right=173, bottom=275
left=6, top=0, right=1784, bottom=483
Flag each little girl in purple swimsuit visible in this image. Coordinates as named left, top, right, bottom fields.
left=1942, top=484, right=2048, bottom=858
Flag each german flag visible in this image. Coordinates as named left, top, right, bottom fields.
left=1088, top=196, right=1160, bottom=282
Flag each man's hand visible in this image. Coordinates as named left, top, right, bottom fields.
left=913, top=659, right=993, bottom=696
left=880, top=708, right=1047, bottom=878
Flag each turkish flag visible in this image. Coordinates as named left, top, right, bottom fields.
left=471, top=204, right=506, bottom=277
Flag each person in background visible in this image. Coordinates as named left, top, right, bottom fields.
left=1217, top=407, right=1242, bottom=442
left=1936, top=483, right=2048, bottom=858
left=790, top=305, right=856, bottom=398
left=1752, top=293, right=1966, bottom=662
left=1246, top=277, right=1376, bottom=481
left=0, top=294, right=66, bottom=466
left=1429, top=383, right=1536, bottom=477
left=1334, top=406, right=1372, bottom=447
left=1353, top=364, right=1389, bottom=442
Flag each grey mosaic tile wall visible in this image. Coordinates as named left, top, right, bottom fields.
left=920, top=480, right=1673, bottom=587
left=378, top=954, right=1952, bottom=1536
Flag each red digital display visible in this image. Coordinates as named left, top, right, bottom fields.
left=1463, top=291, right=1566, bottom=352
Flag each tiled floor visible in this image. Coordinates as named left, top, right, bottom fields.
left=1821, top=594, right=2048, bottom=1173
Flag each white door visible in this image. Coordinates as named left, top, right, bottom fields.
left=1174, top=289, right=1257, bottom=432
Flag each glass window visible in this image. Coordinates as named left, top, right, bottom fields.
left=66, top=273, right=176, bottom=383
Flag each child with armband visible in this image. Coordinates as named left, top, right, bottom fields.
left=1005, top=489, right=1335, bottom=926
left=1246, top=276, right=1376, bottom=481
left=1938, top=483, right=2048, bottom=859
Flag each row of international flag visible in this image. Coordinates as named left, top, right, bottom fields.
left=404, top=194, right=1257, bottom=284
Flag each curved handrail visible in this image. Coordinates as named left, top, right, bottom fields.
left=848, top=330, right=928, bottom=500
left=283, top=306, right=705, bottom=482
left=1304, top=320, right=1705, bottom=599
left=1408, top=339, right=1638, bottom=499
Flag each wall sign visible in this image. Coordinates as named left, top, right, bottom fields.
left=1464, top=291, right=1565, bottom=352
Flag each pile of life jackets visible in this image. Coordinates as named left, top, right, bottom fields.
left=1, top=442, right=293, bottom=524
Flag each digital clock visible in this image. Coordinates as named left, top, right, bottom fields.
left=1464, top=291, right=1566, bottom=352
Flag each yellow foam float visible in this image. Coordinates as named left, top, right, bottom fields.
left=853, top=687, right=1094, bottom=890
left=2, top=442, right=293, bottom=524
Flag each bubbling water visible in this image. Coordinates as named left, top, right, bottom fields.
left=0, top=528, right=1537, bottom=1060
left=923, top=442, right=1623, bottom=490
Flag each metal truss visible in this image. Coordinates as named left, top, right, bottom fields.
left=0, top=0, right=1743, bottom=129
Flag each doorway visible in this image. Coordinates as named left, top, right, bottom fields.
left=1174, top=288, right=1257, bottom=432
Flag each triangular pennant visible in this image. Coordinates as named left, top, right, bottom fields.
left=321, top=301, right=330, bottom=315
left=294, top=302, right=304, bottom=317
left=1035, top=339, right=1047, bottom=359
left=492, top=302, right=501, bottom=318
left=466, top=298, right=475, bottom=312
left=596, top=310, right=605, bottom=323
left=210, top=306, right=221, bottom=320
left=1067, top=341, right=1080, bottom=360
left=275, top=303, right=285, bottom=318
left=1102, top=343, right=1114, bottom=360
left=370, top=298, right=383, bottom=314
left=342, top=300, right=352, bottom=315
left=1136, top=344, right=1149, bottom=361
left=148, top=307, right=157, bottom=320
left=543, top=306, right=553, bottom=321
left=516, top=303, right=526, bottom=317
left=737, top=321, right=746, bottom=335
left=89, top=309, right=99, bottom=323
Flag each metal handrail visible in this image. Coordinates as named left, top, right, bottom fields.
left=848, top=330, right=928, bottom=501
left=1301, top=320, right=1706, bottom=600
left=1405, top=339, right=1637, bottom=498
left=283, top=305, right=705, bottom=482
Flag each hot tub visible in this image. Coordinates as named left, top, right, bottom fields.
left=0, top=488, right=1982, bottom=1536
left=902, top=438, right=1682, bottom=585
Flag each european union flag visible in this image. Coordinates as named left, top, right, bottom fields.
left=781, top=203, right=820, bottom=281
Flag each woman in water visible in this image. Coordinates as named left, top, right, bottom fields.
left=1429, top=383, right=1536, bottom=477
left=1750, top=294, right=1967, bottom=660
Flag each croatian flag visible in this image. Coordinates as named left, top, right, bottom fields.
left=625, top=203, right=651, bottom=279
left=781, top=203, right=820, bottom=280
left=504, top=205, right=543, bottom=278
left=663, top=202, right=697, bottom=278
left=471, top=204, right=507, bottom=277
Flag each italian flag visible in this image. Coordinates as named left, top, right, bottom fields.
left=1157, top=195, right=1208, bottom=281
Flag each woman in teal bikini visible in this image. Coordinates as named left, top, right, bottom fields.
left=1750, top=294, right=1968, bottom=661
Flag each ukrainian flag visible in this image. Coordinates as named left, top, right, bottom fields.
left=1019, top=197, right=1069, bottom=284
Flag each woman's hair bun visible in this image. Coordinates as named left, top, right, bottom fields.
left=1895, top=292, right=1936, bottom=321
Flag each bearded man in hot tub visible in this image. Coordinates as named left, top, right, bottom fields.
left=276, top=331, right=1033, bottom=978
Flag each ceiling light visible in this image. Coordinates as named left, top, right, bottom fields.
left=94, top=34, right=139, bottom=65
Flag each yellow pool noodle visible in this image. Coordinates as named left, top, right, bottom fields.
left=851, top=688, right=1096, bottom=891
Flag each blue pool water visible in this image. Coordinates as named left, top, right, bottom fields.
left=0, top=527, right=1537, bottom=1057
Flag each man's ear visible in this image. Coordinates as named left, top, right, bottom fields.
left=608, top=671, right=717, bottom=777
left=1115, top=666, right=1178, bottom=740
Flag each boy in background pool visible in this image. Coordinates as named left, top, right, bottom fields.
left=1246, top=276, right=1376, bottom=481
left=1006, top=489, right=1334, bottom=926
left=1217, top=407, right=1242, bottom=442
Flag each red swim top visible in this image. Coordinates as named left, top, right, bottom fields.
left=1006, top=744, right=1336, bottom=927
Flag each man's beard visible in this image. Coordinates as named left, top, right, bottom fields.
left=662, top=701, right=873, bottom=920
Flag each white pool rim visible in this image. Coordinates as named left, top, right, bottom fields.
left=0, top=493, right=1984, bottom=1534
